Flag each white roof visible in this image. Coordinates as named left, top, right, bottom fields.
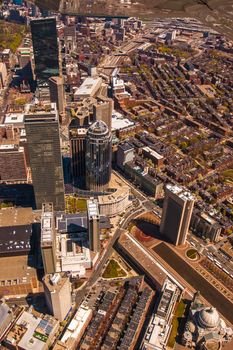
left=74, top=77, right=102, bottom=97
left=112, top=112, right=134, bottom=131
left=87, top=199, right=99, bottom=218
left=17, top=312, right=44, bottom=350
left=4, top=113, right=25, bottom=124
left=143, top=146, right=163, bottom=160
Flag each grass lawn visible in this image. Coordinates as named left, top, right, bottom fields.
left=102, top=259, right=127, bottom=279
left=167, top=300, right=186, bottom=348
left=65, top=196, right=87, bottom=213
left=186, top=248, right=198, bottom=260
left=0, top=20, right=27, bottom=53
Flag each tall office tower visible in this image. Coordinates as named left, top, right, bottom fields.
left=87, top=198, right=100, bottom=252
left=24, top=103, right=65, bottom=211
left=43, top=273, right=72, bottom=321
left=85, top=121, right=112, bottom=192
left=69, top=112, right=90, bottom=188
left=41, top=203, right=57, bottom=274
left=93, top=98, right=114, bottom=131
left=70, top=126, right=87, bottom=188
left=49, top=76, right=65, bottom=117
left=30, top=17, right=60, bottom=83
left=160, top=184, right=195, bottom=246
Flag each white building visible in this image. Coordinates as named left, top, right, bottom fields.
left=56, top=303, right=92, bottom=350
left=74, top=77, right=102, bottom=100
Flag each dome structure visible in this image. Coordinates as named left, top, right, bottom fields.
left=87, top=120, right=109, bottom=136
left=198, top=307, right=220, bottom=329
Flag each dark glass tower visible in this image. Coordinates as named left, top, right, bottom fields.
left=30, top=17, right=60, bottom=83
left=24, top=103, right=65, bottom=211
left=85, top=121, right=112, bottom=192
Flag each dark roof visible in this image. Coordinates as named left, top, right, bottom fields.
left=56, top=212, right=111, bottom=232
left=0, top=225, right=32, bottom=254
left=119, top=142, right=134, bottom=152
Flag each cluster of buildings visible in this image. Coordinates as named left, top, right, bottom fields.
left=0, top=2, right=232, bottom=349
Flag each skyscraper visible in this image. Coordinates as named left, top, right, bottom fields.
left=87, top=198, right=100, bottom=252
left=49, top=76, right=65, bottom=118
left=43, top=273, right=72, bottom=321
left=24, top=102, right=65, bottom=211
left=85, top=121, right=112, bottom=192
left=41, top=203, right=57, bottom=274
left=160, top=184, right=195, bottom=246
left=93, top=98, right=114, bottom=131
left=70, top=126, right=87, bottom=188
left=30, top=17, right=60, bottom=83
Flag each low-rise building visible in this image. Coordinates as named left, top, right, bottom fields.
left=4, top=311, right=59, bottom=350
left=54, top=304, right=93, bottom=350
left=98, top=186, right=130, bottom=217
left=74, top=77, right=102, bottom=100
left=141, top=279, right=180, bottom=350
left=190, top=209, right=222, bottom=242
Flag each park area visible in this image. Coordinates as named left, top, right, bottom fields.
left=102, top=259, right=127, bottom=279
left=65, top=196, right=87, bottom=213
left=0, top=20, right=27, bottom=53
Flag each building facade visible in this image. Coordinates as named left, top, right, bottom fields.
left=30, top=17, right=60, bottom=83
left=85, top=121, right=112, bottom=192
left=24, top=103, right=65, bottom=211
left=160, top=184, right=195, bottom=246
left=87, top=198, right=100, bottom=252
left=49, top=76, right=65, bottom=117
left=41, top=203, right=57, bottom=275
left=43, top=273, right=72, bottom=321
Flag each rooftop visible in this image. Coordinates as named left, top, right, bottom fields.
left=112, top=112, right=135, bottom=131
left=0, top=207, right=33, bottom=227
left=74, top=77, right=102, bottom=97
left=43, top=273, right=69, bottom=293
left=87, top=198, right=99, bottom=219
left=4, top=113, right=25, bottom=125
left=167, top=183, right=195, bottom=201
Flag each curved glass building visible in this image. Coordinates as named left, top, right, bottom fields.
left=85, top=121, right=112, bottom=192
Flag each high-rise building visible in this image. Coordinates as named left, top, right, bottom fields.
left=87, top=198, right=100, bottom=252
left=85, top=121, right=112, bottom=192
left=69, top=112, right=90, bottom=188
left=160, top=184, right=195, bottom=246
left=41, top=203, right=57, bottom=274
left=93, top=98, right=114, bottom=130
left=49, top=76, right=65, bottom=117
left=43, top=273, right=72, bottom=321
left=24, top=102, right=65, bottom=211
left=70, top=126, right=87, bottom=188
left=30, top=17, right=60, bottom=83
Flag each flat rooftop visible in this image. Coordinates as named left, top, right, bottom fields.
left=43, top=273, right=68, bottom=293
left=75, top=77, right=102, bottom=97
left=0, top=255, right=37, bottom=280
left=112, top=112, right=135, bottom=131
left=166, top=183, right=195, bottom=201
left=87, top=199, right=99, bottom=219
left=4, top=113, right=25, bottom=124
left=0, top=207, right=33, bottom=227
left=143, top=146, right=163, bottom=160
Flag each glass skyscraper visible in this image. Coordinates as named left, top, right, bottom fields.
left=85, top=121, right=112, bottom=192
left=30, top=17, right=60, bottom=83
left=24, top=103, right=65, bottom=211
